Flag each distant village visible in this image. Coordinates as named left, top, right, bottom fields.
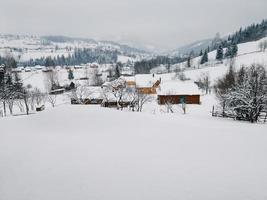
left=0, top=59, right=203, bottom=118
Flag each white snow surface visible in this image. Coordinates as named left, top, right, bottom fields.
left=0, top=105, right=266, bottom=200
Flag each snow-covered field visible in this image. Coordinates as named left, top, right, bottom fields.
left=0, top=102, right=266, bottom=200
left=1, top=35, right=267, bottom=200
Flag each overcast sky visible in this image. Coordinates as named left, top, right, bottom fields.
left=0, top=0, right=266, bottom=50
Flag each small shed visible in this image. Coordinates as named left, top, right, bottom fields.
left=157, top=81, right=201, bottom=105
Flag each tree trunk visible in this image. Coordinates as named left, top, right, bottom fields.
left=3, top=101, right=6, bottom=116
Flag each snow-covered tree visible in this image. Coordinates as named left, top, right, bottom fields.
left=102, top=78, right=127, bottom=110
left=216, top=64, right=267, bottom=123
left=91, top=68, right=103, bottom=86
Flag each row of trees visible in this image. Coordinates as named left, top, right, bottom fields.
left=0, top=56, right=65, bottom=117
left=215, top=43, right=238, bottom=61
left=197, top=19, right=265, bottom=64
left=0, top=65, right=48, bottom=116
left=134, top=56, right=186, bottom=74
left=22, top=48, right=119, bottom=67
left=228, top=19, right=267, bottom=45
left=0, top=55, right=17, bottom=68
left=195, top=41, right=238, bottom=67
left=214, top=64, right=267, bottom=123
left=208, top=19, right=267, bottom=54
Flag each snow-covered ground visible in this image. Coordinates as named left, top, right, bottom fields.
left=0, top=101, right=266, bottom=200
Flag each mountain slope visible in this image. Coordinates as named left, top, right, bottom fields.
left=171, top=38, right=213, bottom=56
left=0, top=34, right=149, bottom=63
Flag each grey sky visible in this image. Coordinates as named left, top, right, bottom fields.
left=0, top=0, right=266, bottom=50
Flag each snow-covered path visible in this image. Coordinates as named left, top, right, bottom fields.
left=0, top=105, right=267, bottom=200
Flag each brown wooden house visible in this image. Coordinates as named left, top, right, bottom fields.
left=135, top=74, right=161, bottom=94
left=157, top=81, right=201, bottom=105
left=158, top=95, right=200, bottom=105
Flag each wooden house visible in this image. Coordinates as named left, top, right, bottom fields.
left=136, top=79, right=161, bottom=94
left=157, top=81, right=200, bottom=105
left=120, top=74, right=161, bottom=94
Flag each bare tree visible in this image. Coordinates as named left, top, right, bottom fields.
left=29, top=92, right=36, bottom=111
left=33, top=88, right=45, bottom=106
left=7, top=98, right=15, bottom=115
left=18, top=88, right=31, bottom=115
left=45, top=69, right=59, bottom=92
left=70, top=85, right=94, bottom=104
left=91, top=68, right=103, bottom=86
left=127, top=88, right=153, bottom=112
left=47, top=94, right=57, bottom=107
left=136, top=92, right=153, bottom=112
left=197, top=72, right=211, bottom=94
left=84, top=66, right=90, bottom=86
left=103, top=78, right=128, bottom=109
left=15, top=99, right=24, bottom=113
left=165, top=100, right=174, bottom=113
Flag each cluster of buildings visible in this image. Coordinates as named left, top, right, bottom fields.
left=71, top=73, right=201, bottom=107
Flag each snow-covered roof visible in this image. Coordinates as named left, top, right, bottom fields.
left=157, top=80, right=200, bottom=95
left=135, top=74, right=161, bottom=88
left=120, top=76, right=135, bottom=82
left=75, top=86, right=103, bottom=99
left=102, top=78, right=126, bottom=89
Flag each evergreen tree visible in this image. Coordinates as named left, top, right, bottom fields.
left=231, top=43, right=238, bottom=57
left=114, top=62, right=122, bottom=79
left=216, top=45, right=224, bottom=61
left=68, top=69, right=74, bottom=81
left=225, top=43, right=238, bottom=58
left=13, top=73, right=23, bottom=95
left=45, top=56, right=55, bottom=67
left=199, top=50, right=203, bottom=56
left=186, top=56, right=191, bottom=68
left=200, top=50, right=208, bottom=64
left=5, top=57, right=17, bottom=68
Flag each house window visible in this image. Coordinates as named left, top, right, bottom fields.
left=179, top=96, right=185, bottom=104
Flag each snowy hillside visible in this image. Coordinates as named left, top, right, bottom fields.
left=171, top=38, right=213, bottom=56
left=0, top=34, right=148, bottom=63
left=170, top=37, right=267, bottom=84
